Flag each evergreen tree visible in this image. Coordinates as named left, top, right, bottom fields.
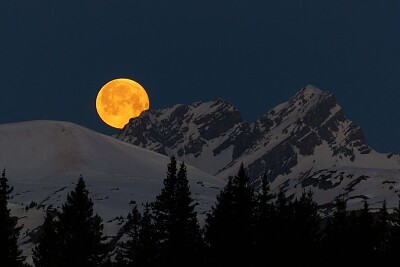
left=114, top=203, right=142, bottom=267
left=57, top=175, right=107, bottom=267
left=329, top=196, right=348, bottom=237
left=114, top=202, right=158, bottom=267
left=269, top=190, right=294, bottom=264
left=205, top=164, right=255, bottom=266
left=253, top=173, right=275, bottom=259
left=135, top=203, right=157, bottom=266
left=0, top=168, right=26, bottom=267
left=151, top=157, right=202, bottom=266
left=171, top=162, right=203, bottom=264
left=112, top=249, right=127, bottom=267
left=375, top=199, right=391, bottom=263
left=348, top=200, right=376, bottom=265
left=256, top=172, right=274, bottom=216
left=291, top=189, right=321, bottom=266
left=389, top=198, right=400, bottom=260
left=32, top=209, right=61, bottom=267
left=322, top=196, right=351, bottom=266
left=152, top=156, right=178, bottom=250
left=124, top=204, right=142, bottom=265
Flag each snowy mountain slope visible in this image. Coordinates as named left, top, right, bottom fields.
left=117, top=84, right=400, bottom=211
left=218, top=85, right=400, bottom=211
left=0, top=120, right=224, bottom=262
left=117, top=99, right=251, bottom=175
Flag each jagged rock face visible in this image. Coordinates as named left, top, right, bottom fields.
left=118, top=99, right=250, bottom=174
left=117, top=84, right=400, bottom=208
left=242, top=85, right=371, bottom=185
left=118, top=85, right=370, bottom=179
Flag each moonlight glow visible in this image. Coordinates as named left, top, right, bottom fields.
left=96, top=78, right=150, bottom=129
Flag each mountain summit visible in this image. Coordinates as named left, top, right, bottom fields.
left=117, top=84, right=371, bottom=178
left=118, top=85, right=400, bottom=210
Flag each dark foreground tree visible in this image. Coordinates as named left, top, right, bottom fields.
left=321, top=196, right=352, bottom=266
left=389, top=198, right=400, bottom=261
left=134, top=203, right=158, bottom=266
left=151, top=157, right=203, bottom=266
left=254, top=187, right=321, bottom=266
left=114, top=203, right=142, bottom=267
left=253, top=173, right=275, bottom=260
left=114, top=203, right=158, bottom=267
left=347, top=201, right=376, bottom=265
left=375, top=200, right=391, bottom=264
left=205, top=164, right=255, bottom=266
left=0, top=169, right=26, bottom=267
left=291, top=190, right=321, bottom=266
left=268, top=190, right=294, bottom=264
left=32, top=209, right=61, bottom=267
left=57, top=176, right=107, bottom=267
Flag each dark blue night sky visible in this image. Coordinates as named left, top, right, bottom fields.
left=1, top=0, right=399, bottom=152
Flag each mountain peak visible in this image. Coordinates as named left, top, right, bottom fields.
left=210, top=97, right=231, bottom=105
left=117, top=84, right=400, bottom=216
left=301, top=84, right=322, bottom=95
left=289, top=84, right=325, bottom=105
left=119, top=83, right=372, bottom=180
left=191, top=98, right=237, bottom=111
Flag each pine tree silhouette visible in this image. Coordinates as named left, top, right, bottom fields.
left=347, top=200, right=376, bottom=265
left=114, top=203, right=142, bottom=267
left=253, top=172, right=275, bottom=262
left=0, top=168, right=26, bottom=267
left=389, top=197, right=400, bottom=261
left=375, top=199, right=391, bottom=264
left=57, top=175, right=107, bottom=267
left=135, top=203, right=158, bottom=266
left=152, top=156, right=178, bottom=249
left=32, top=209, right=61, bottom=267
left=269, top=190, right=294, bottom=264
left=151, top=157, right=202, bottom=266
left=172, top=162, right=203, bottom=265
left=291, top=190, right=321, bottom=266
left=205, top=164, right=255, bottom=267
left=114, top=202, right=158, bottom=267
left=322, top=196, right=352, bottom=266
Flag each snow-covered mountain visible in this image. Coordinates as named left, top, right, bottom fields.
left=0, top=120, right=224, bottom=262
left=118, top=84, right=400, bottom=212
left=3, top=85, right=400, bottom=263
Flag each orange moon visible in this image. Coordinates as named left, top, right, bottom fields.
left=96, top=78, right=150, bottom=129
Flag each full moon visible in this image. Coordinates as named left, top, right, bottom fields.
left=96, top=78, right=150, bottom=129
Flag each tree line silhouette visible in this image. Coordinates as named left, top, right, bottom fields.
left=1, top=157, right=400, bottom=266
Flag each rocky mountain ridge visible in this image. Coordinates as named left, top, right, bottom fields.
left=117, top=84, right=400, bottom=211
